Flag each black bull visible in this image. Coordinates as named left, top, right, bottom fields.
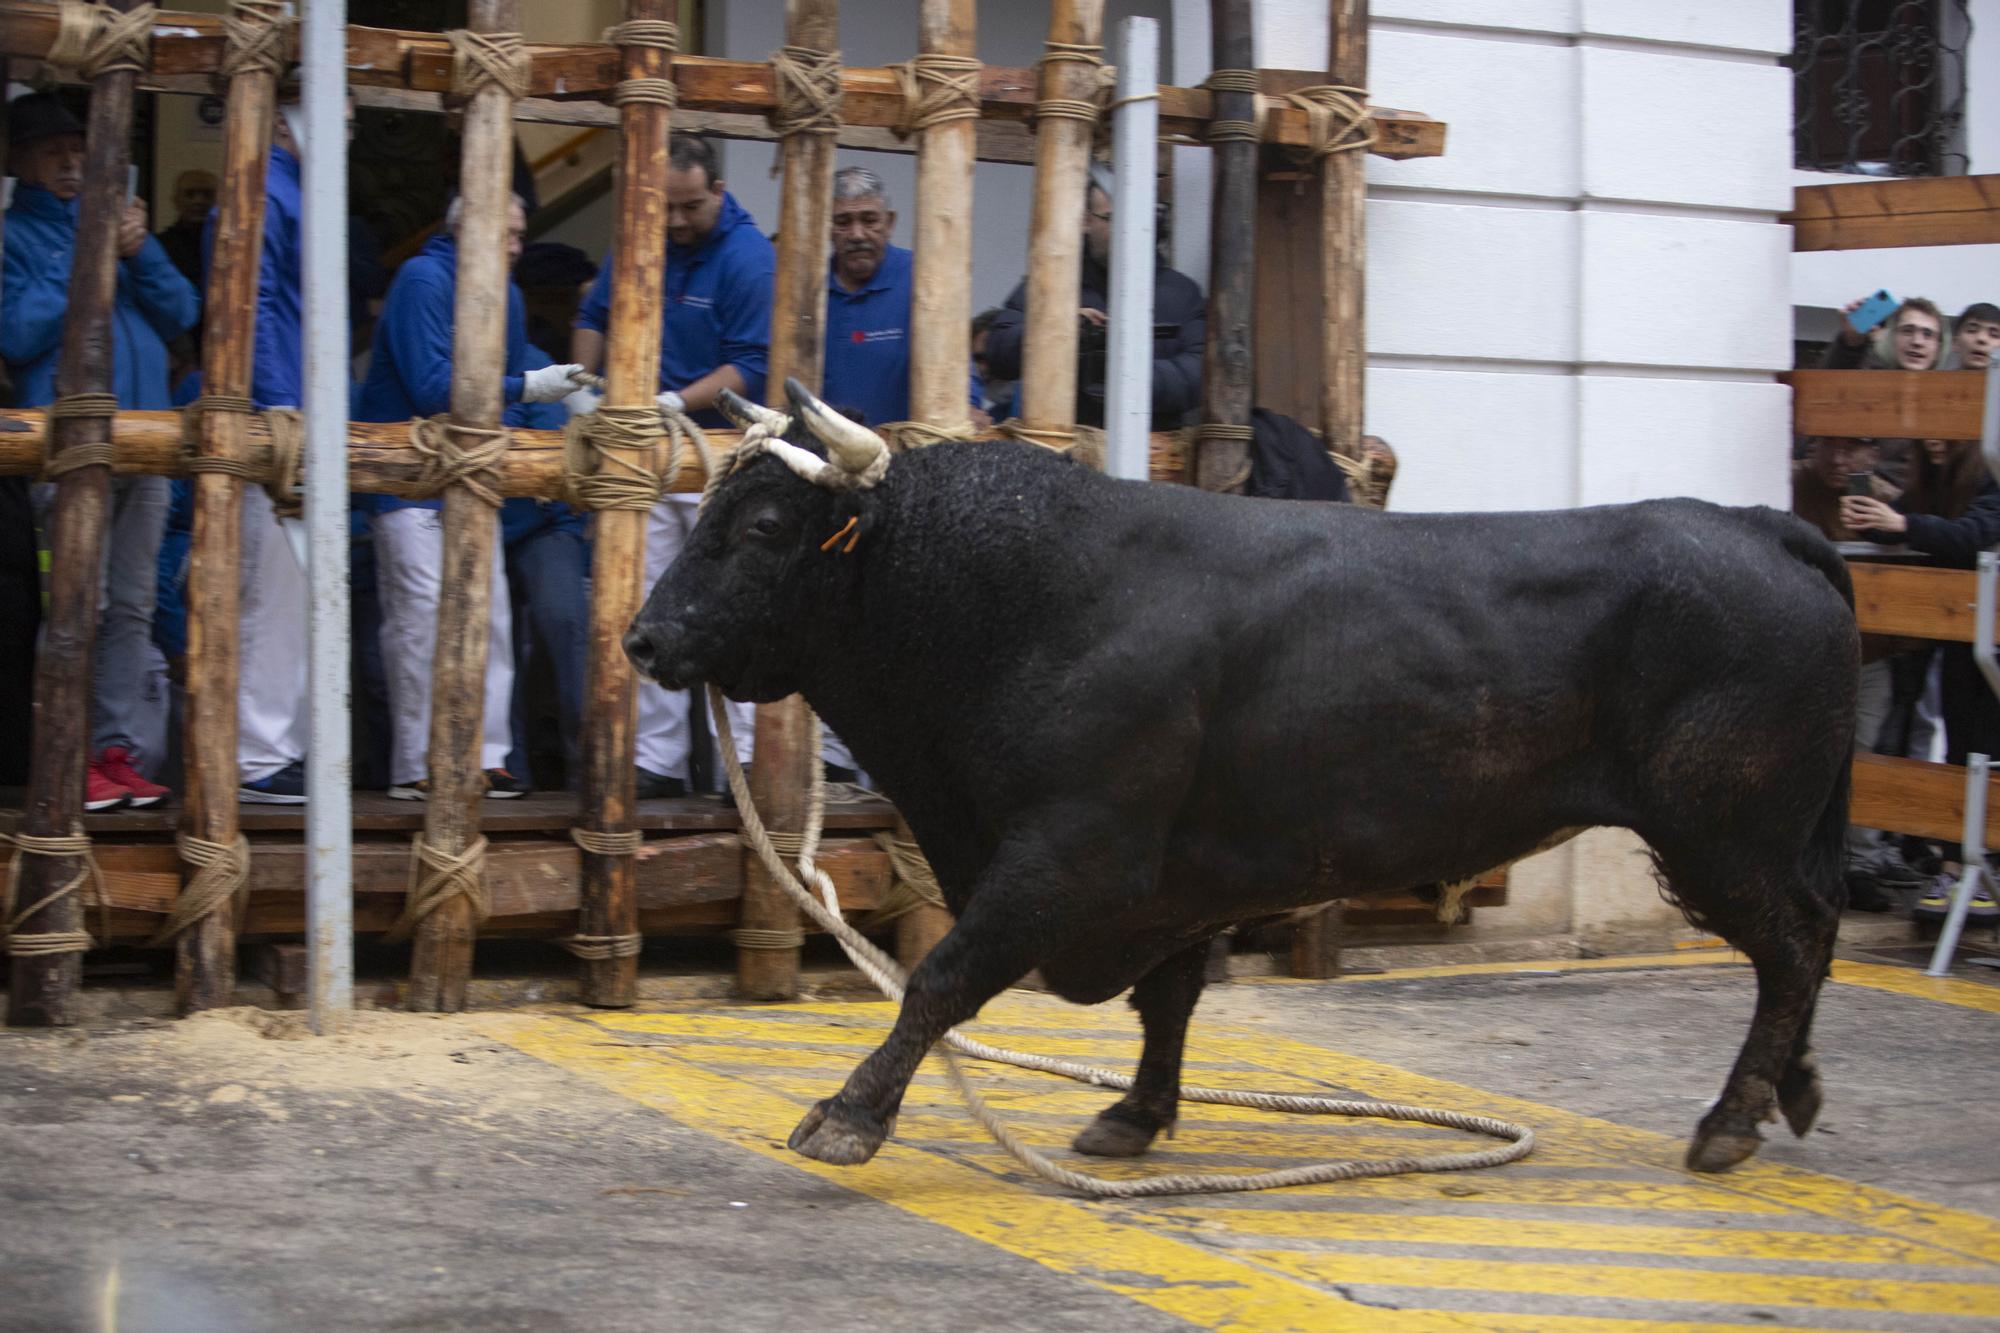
left=625, top=431, right=1857, bottom=1176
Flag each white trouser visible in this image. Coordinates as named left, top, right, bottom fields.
left=238, top=487, right=309, bottom=782
left=636, top=494, right=756, bottom=783
left=373, top=506, right=515, bottom=787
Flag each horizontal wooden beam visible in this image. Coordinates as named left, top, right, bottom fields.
left=0, top=4, right=1444, bottom=160
left=0, top=410, right=1191, bottom=492
left=1787, top=174, right=2000, bottom=252
left=1783, top=369, right=1988, bottom=442
left=1852, top=753, right=2000, bottom=845
left=1850, top=563, right=1978, bottom=643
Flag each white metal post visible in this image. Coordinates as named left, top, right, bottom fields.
left=1105, top=17, right=1160, bottom=481
left=302, top=0, right=353, bottom=1031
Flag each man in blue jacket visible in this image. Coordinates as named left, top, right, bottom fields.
left=355, top=193, right=582, bottom=800
left=2, top=93, right=199, bottom=811
left=571, top=134, right=772, bottom=797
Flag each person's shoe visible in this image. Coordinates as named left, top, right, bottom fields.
left=84, top=762, right=130, bottom=812
left=635, top=766, right=686, bottom=799
left=239, top=761, right=307, bottom=805
left=1845, top=868, right=1894, bottom=913
left=823, top=763, right=859, bottom=785
left=484, top=767, right=529, bottom=799
left=1865, top=845, right=1929, bottom=894
left=387, top=779, right=429, bottom=801
left=97, top=747, right=170, bottom=809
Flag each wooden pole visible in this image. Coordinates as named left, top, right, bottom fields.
left=404, top=0, right=517, bottom=1012
left=175, top=2, right=280, bottom=1018
left=1017, top=0, right=1106, bottom=436
left=574, top=0, right=675, bottom=1009
left=737, top=0, right=841, bottom=1002
left=906, top=0, right=977, bottom=429
left=1193, top=0, right=1257, bottom=492
left=1320, top=0, right=1368, bottom=459
left=7, top=1, right=145, bottom=1026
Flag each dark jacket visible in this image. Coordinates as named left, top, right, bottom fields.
left=982, top=255, right=1203, bottom=430
left=1872, top=473, right=2000, bottom=567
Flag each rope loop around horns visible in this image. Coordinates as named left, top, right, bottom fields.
left=46, top=0, right=156, bottom=82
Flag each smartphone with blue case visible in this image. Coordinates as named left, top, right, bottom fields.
left=1846, top=289, right=1898, bottom=336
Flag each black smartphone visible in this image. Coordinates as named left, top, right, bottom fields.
left=1846, top=472, right=1874, bottom=498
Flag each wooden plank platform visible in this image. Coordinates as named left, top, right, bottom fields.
left=1783, top=369, right=1988, bottom=442
left=1787, top=174, right=2000, bottom=252
left=1851, top=562, right=1978, bottom=644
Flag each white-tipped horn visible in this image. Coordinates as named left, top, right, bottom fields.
left=765, top=439, right=833, bottom=486
left=716, top=387, right=792, bottom=435
left=785, top=376, right=888, bottom=480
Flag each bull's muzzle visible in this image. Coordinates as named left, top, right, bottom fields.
left=623, top=620, right=676, bottom=687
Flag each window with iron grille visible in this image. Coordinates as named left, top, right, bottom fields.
left=1790, top=0, right=1971, bottom=176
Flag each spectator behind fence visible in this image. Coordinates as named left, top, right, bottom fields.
left=1821, top=295, right=1945, bottom=489
left=1947, top=301, right=1999, bottom=370
left=2, top=92, right=200, bottom=811
left=982, top=162, right=1204, bottom=430
left=970, top=306, right=1012, bottom=420
left=353, top=193, right=582, bottom=802
left=1844, top=438, right=2000, bottom=914
left=155, top=168, right=216, bottom=294
left=571, top=134, right=771, bottom=798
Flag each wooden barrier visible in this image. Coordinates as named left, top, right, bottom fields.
left=1786, top=174, right=2000, bottom=252
left=1785, top=369, right=1988, bottom=442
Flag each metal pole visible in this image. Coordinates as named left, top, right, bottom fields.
left=302, top=0, right=354, bottom=1031
left=1928, top=550, right=1999, bottom=975
left=1979, top=362, right=2000, bottom=490
left=1105, top=17, right=1160, bottom=481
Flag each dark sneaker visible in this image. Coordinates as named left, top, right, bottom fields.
left=484, top=767, right=529, bottom=799
left=635, top=766, right=686, bottom=799
left=387, top=780, right=428, bottom=801
left=1845, top=873, right=1894, bottom=912
left=239, top=762, right=306, bottom=805
left=1866, top=846, right=1929, bottom=893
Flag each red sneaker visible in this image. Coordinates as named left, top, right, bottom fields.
left=98, top=747, right=170, bottom=809
left=85, top=760, right=130, bottom=813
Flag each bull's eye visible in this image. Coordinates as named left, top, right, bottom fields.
left=751, top=514, right=784, bottom=538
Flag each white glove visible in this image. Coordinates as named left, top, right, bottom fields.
left=522, top=362, right=587, bottom=404
left=655, top=389, right=687, bottom=416
left=561, top=386, right=600, bottom=419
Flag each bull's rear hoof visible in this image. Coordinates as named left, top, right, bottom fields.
left=1072, top=1113, right=1164, bottom=1158
left=788, top=1097, right=889, bottom=1166
left=1778, top=1077, right=1823, bottom=1139
left=1685, top=1128, right=1762, bottom=1174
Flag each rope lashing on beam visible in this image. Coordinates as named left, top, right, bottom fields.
left=1031, top=40, right=1114, bottom=129
left=875, top=420, right=978, bottom=452
left=149, top=833, right=251, bottom=947
left=41, top=393, right=120, bottom=478
left=407, top=416, right=509, bottom=508
left=1202, top=67, right=1263, bottom=144
left=888, top=53, right=982, bottom=138
left=181, top=398, right=305, bottom=518
left=446, top=28, right=530, bottom=101
left=1, top=832, right=106, bottom=958
left=571, top=826, right=644, bottom=857
left=559, top=828, right=645, bottom=959
left=1285, top=84, right=1376, bottom=161
left=730, top=927, right=807, bottom=951
left=1195, top=420, right=1256, bottom=492
left=385, top=835, right=491, bottom=942
left=854, top=832, right=946, bottom=930
left=998, top=420, right=1108, bottom=470
left=605, top=17, right=680, bottom=108
left=217, top=0, right=291, bottom=84
left=45, top=0, right=156, bottom=82
left=769, top=45, right=843, bottom=139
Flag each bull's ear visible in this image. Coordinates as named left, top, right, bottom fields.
left=717, top=388, right=791, bottom=436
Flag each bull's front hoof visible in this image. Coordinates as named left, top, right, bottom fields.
left=1684, top=1126, right=1762, bottom=1174
left=788, top=1097, right=890, bottom=1166
left=1071, top=1111, right=1166, bottom=1158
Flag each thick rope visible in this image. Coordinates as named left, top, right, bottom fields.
left=1286, top=84, right=1375, bottom=161
left=731, top=926, right=807, bottom=950
left=46, top=0, right=156, bottom=81
left=855, top=832, right=945, bottom=929
left=605, top=17, right=680, bottom=108
left=2, top=831, right=103, bottom=957
left=41, top=393, right=119, bottom=478
left=889, top=53, right=982, bottom=138
left=877, top=420, right=978, bottom=452
left=217, top=0, right=289, bottom=84
left=706, top=694, right=1536, bottom=1198
left=770, top=45, right=842, bottom=138
left=149, top=833, right=250, bottom=947
left=1332, top=448, right=1395, bottom=510
left=181, top=399, right=303, bottom=516
left=447, top=28, right=530, bottom=101
left=999, top=419, right=1077, bottom=454
left=407, top=415, right=509, bottom=509
left=385, top=834, right=490, bottom=942
left=571, top=826, right=643, bottom=857
left=562, top=407, right=672, bottom=511
left=561, top=933, right=643, bottom=960
left=1032, top=40, right=1112, bottom=128
left=1202, top=67, right=1263, bottom=144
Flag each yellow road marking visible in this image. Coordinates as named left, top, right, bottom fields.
left=1830, top=959, right=2000, bottom=1013
left=1240, top=952, right=1749, bottom=985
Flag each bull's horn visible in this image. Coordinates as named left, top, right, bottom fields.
left=717, top=387, right=791, bottom=436
left=785, top=376, right=888, bottom=478
left=764, top=438, right=832, bottom=487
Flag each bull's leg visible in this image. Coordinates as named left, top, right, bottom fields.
left=1072, top=939, right=1211, bottom=1158
left=1775, top=989, right=1827, bottom=1138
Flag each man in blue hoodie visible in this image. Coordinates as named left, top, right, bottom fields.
left=354, top=193, right=582, bottom=800
left=2, top=92, right=199, bottom=811
left=572, top=134, right=772, bottom=797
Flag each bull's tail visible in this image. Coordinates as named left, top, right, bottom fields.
left=1804, top=743, right=1853, bottom=914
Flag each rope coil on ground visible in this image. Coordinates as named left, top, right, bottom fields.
left=150, top=833, right=250, bottom=947
left=705, top=693, right=1536, bottom=1198
left=447, top=28, right=530, bottom=101
left=408, top=415, right=509, bottom=508
left=386, top=835, right=490, bottom=942
left=769, top=45, right=842, bottom=138
left=41, top=393, right=120, bottom=478
left=1285, top=84, right=1375, bottom=161
left=46, top=0, right=156, bottom=81
left=218, top=0, right=290, bottom=84
left=889, top=53, right=981, bottom=138
left=2, top=831, right=104, bottom=958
